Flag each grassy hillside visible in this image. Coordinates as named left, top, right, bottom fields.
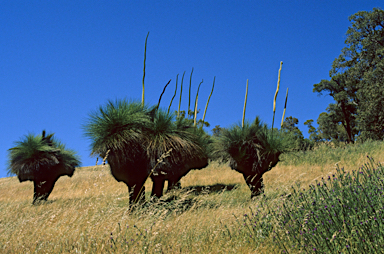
left=1, top=141, right=384, bottom=253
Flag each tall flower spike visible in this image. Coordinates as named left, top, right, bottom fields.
left=193, top=79, right=203, bottom=125
left=178, top=71, right=185, bottom=118
left=242, top=79, right=249, bottom=128
left=272, top=61, right=283, bottom=132
left=194, top=94, right=199, bottom=126
left=142, top=32, right=149, bottom=107
left=202, top=76, right=215, bottom=122
left=103, top=150, right=110, bottom=165
left=188, top=68, right=194, bottom=116
left=168, top=74, right=179, bottom=114
left=281, top=87, right=289, bottom=128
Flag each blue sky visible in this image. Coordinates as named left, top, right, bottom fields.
left=1, top=1, right=382, bottom=178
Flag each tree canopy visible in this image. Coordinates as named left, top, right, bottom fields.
left=313, top=8, right=384, bottom=142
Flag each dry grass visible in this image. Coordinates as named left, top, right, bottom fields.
left=1, top=143, right=383, bottom=253
left=0, top=163, right=259, bottom=254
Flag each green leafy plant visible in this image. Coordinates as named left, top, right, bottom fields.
left=215, top=117, right=289, bottom=198
left=147, top=109, right=211, bottom=198
left=7, top=130, right=80, bottom=203
left=270, top=157, right=384, bottom=253
left=83, top=99, right=152, bottom=203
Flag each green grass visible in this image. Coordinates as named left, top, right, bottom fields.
left=259, top=157, right=384, bottom=253
left=279, top=140, right=384, bottom=167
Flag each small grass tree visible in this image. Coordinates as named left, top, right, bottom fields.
left=146, top=72, right=214, bottom=199
left=7, top=131, right=80, bottom=204
left=213, top=62, right=288, bottom=198
left=146, top=109, right=211, bottom=198
left=214, top=117, right=288, bottom=198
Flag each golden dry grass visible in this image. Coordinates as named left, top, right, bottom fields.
left=0, top=163, right=262, bottom=253
left=1, top=143, right=383, bottom=253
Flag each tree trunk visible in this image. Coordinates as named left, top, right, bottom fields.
left=340, top=102, right=354, bottom=143
left=33, top=178, right=56, bottom=204
left=167, top=178, right=182, bottom=192
left=242, top=173, right=264, bottom=198
left=151, top=178, right=165, bottom=198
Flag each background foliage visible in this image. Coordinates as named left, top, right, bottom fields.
left=310, top=8, right=384, bottom=143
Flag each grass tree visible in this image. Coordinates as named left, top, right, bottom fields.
left=146, top=73, right=214, bottom=199
left=7, top=131, right=80, bottom=204
left=84, top=99, right=152, bottom=204
left=213, top=62, right=288, bottom=198
left=214, top=117, right=288, bottom=198
left=146, top=109, right=211, bottom=199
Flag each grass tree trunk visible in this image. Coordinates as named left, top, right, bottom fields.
left=241, top=173, right=263, bottom=198
left=151, top=177, right=165, bottom=198
left=167, top=178, right=182, bottom=192
left=32, top=177, right=58, bottom=204
left=108, top=157, right=149, bottom=204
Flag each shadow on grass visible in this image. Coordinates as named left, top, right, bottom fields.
left=182, top=183, right=238, bottom=195
left=31, top=199, right=55, bottom=206
left=120, top=184, right=241, bottom=213
left=143, top=184, right=240, bottom=212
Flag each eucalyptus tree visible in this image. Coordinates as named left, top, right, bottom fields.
left=7, top=131, right=80, bottom=204
left=84, top=99, right=153, bottom=203
left=214, top=117, right=288, bottom=198
left=304, top=119, right=322, bottom=142
left=314, top=8, right=384, bottom=141
left=280, top=116, right=309, bottom=150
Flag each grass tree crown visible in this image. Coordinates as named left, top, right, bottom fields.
left=145, top=109, right=211, bottom=170
left=83, top=99, right=153, bottom=162
left=214, top=116, right=289, bottom=170
left=7, top=131, right=80, bottom=181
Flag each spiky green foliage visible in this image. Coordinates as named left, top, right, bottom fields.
left=187, top=123, right=213, bottom=160
left=83, top=99, right=152, bottom=161
left=145, top=109, right=209, bottom=169
left=214, top=116, right=289, bottom=167
left=7, top=131, right=80, bottom=179
left=55, top=142, right=82, bottom=168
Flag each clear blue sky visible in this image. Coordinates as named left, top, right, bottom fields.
left=1, top=1, right=382, bottom=178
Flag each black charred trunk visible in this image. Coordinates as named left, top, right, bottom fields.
left=32, top=177, right=57, bottom=204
